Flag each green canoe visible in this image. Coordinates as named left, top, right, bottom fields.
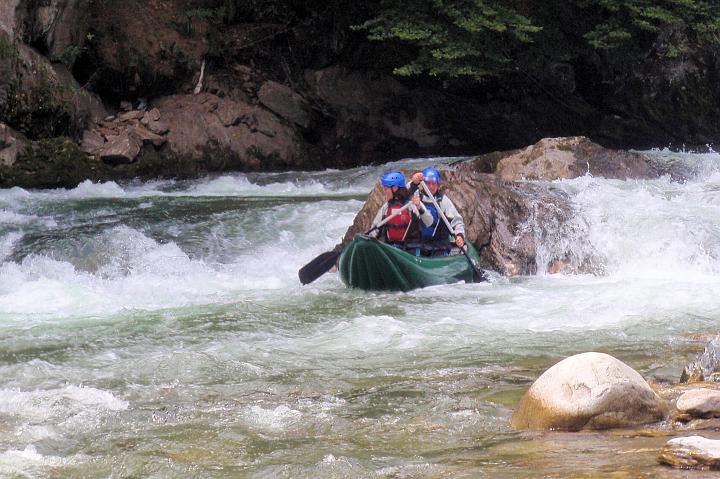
left=338, top=234, right=482, bottom=292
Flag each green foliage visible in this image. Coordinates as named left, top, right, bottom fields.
left=358, top=0, right=720, bottom=79
left=357, top=0, right=541, bottom=77
left=580, top=0, right=720, bottom=50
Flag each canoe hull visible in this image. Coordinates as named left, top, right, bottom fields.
left=338, top=235, right=480, bottom=292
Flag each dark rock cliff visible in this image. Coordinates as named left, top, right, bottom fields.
left=1, top=1, right=720, bottom=188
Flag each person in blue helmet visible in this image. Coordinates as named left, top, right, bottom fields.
left=408, top=167, right=466, bottom=254
left=369, top=171, right=434, bottom=246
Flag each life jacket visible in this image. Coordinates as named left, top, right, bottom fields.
left=421, top=193, right=450, bottom=246
left=384, top=200, right=413, bottom=242
left=420, top=202, right=440, bottom=241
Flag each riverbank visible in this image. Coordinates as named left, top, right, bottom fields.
left=3, top=1, right=720, bottom=188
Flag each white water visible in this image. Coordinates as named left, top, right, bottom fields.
left=0, top=152, right=719, bottom=477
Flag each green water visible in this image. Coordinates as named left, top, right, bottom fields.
left=1, top=157, right=720, bottom=477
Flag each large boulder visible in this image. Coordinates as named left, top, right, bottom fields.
left=342, top=169, right=600, bottom=276
left=0, top=39, right=107, bottom=139
left=465, top=136, right=662, bottom=182
left=151, top=93, right=308, bottom=170
left=511, top=352, right=667, bottom=431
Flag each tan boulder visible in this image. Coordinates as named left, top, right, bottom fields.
left=80, top=129, right=104, bottom=154
left=511, top=352, right=667, bottom=431
left=467, top=136, right=660, bottom=182
left=95, top=131, right=141, bottom=164
left=676, top=389, right=720, bottom=418
left=153, top=93, right=306, bottom=170
left=659, top=436, right=720, bottom=469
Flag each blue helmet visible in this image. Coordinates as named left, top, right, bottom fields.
left=422, top=167, right=441, bottom=184
left=381, top=171, right=406, bottom=188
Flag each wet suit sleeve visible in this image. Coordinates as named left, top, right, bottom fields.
left=440, top=196, right=466, bottom=237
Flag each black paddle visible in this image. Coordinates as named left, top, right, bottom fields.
left=298, top=202, right=413, bottom=285
left=419, top=181, right=488, bottom=282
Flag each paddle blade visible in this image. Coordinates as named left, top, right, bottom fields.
left=298, top=250, right=340, bottom=285
left=471, top=266, right=489, bottom=283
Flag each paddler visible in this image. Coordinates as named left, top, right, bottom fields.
left=408, top=167, right=466, bottom=255
left=369, top=171, right=434, bottom=247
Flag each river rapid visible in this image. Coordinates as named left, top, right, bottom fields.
left=2, top=153, right=720, bottom=477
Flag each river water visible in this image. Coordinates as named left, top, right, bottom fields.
left=1, top=153, right=720, bottom=477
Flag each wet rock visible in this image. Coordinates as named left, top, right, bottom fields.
left=258, top=80, right=313, bottom=129
left=511, top=352, right=667, bottom=431
left=676, top=389, right=720, bottom=418
left=0, top=136, right=108, bottom=189
left=465, top=136, right=661, bottom=182
left=0, top=123, right=28, bottom=166
left=681, top=336, right=720, bottom=383
left=659, top=436, right=720, bottom=469
left=342, top=168, right=601, bottom=276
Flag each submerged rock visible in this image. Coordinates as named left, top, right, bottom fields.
left=659, top=436, right=720, bottom=469
left=511, top=352, right=667, bottom=431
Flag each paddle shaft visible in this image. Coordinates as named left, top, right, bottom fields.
left=419, top=181, right=487, bottom=282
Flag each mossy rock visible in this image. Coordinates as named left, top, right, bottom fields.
left=0, top=137, right=110, bottom=188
